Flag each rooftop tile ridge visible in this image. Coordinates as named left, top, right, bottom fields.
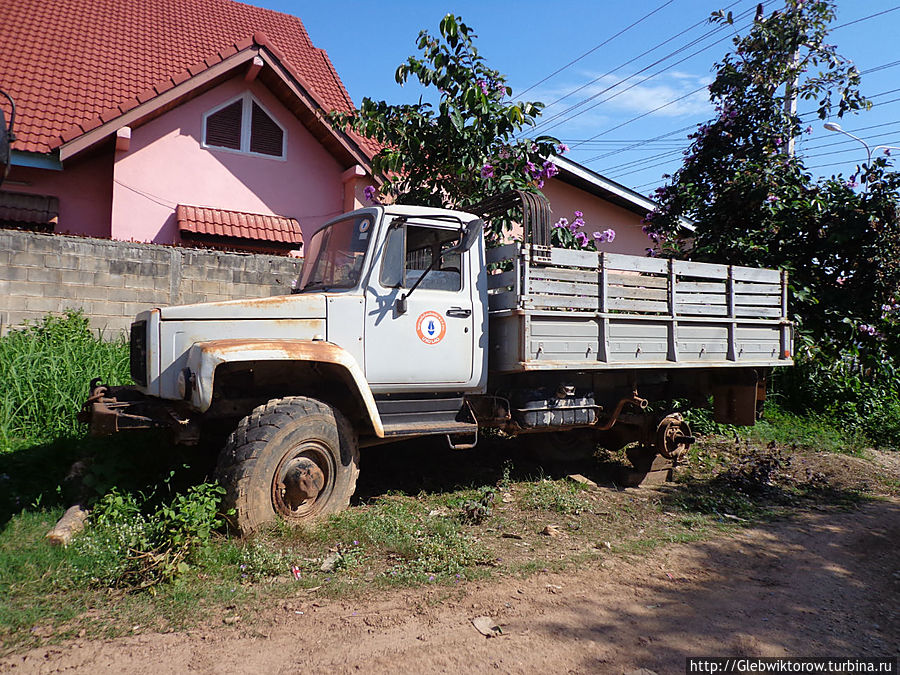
left=316, top=47, right=356, bottom=112
left=54, top=37, right=259, bottom=150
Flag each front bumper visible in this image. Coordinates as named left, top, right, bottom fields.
left=77, top=379, right=199, bottom=444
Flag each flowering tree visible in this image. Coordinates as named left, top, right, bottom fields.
left=330, top=15, right=562, bottom=240
left=551, top=210, right=615, bottom=251
left=643, top=0, right=900, bottom=362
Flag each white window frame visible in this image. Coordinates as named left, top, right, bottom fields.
left=201, top=92, right=287, bottom=161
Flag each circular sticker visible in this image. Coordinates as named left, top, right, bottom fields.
left=415, top=311, right=447, bottom=345
left=358, top=218, right=371, bottom=233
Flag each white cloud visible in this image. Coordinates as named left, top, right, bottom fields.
left=533, top=70, right=713, bottom=132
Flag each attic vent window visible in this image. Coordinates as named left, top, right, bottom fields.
left=203, top=94, right=286, bottom=159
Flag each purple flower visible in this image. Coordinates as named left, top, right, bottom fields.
left=805, top=126, right=813, bottom=134
left=541, top=160, right=558, bottom=179
left=498, top=146, right=511, bottom=159
left=574, top=210, right=583, bottom=218
left=882, top=304, right=892, bottom=313
left=477, top=79, right=490, bottom=96
left=592, top=228, right=616, bottom=243
left=363, top=185, right=378, bottom=204
left=846, top=179, right=858, bottom=189
left=860, top=324, right=876, bottom=336
left=535, top=178, right=544, bottom=189
left=574, top=231, right=588, bottom=247
left=480, top=163, right=494, bottom=179
left=774, top=137, right=783, bottom=147
left=766, top=195, right=779, bottom=203
left=553, top=217, right=569, bottom=229
left=645, top=247, right=657, bottom=257
left=525, top=161, right=538, bottom=177
left=557, top=143, right=570, bottom=154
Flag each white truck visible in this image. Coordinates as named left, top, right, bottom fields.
left=81, top=193, right=792, bottom=534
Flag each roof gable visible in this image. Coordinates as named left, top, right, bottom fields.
left=0, top=0, right=375, bottom=159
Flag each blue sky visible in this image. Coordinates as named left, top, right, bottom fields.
left=258, top=0, right=900, bottom=197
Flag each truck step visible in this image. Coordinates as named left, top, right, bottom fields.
left=381, top=420, right=478, bottom=437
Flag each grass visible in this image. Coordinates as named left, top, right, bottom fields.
left=0, top=311, right=130, bottom=450
left=0, top=313, right=895, bottom=653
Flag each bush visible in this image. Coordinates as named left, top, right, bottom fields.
left=0, top=311, right=129, bottom=450
left=70, top=482, right=227, bottom=589
left=773, top=353, right=900, bottom=449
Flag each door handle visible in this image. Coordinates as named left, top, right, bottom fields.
left=446, top=307, right=472, bottom=318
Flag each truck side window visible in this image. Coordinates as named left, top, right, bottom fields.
left=379, top=224, right=462, bottom=292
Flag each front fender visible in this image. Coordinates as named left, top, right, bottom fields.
left=184, top=339, right=384, bottom=437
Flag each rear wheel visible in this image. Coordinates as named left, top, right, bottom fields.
left=215, top=397, right=359, bottom=535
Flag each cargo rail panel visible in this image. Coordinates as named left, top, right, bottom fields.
left=487, top=244, right=792, bottom=373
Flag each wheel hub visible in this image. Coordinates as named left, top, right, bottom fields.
left=276, top=456, right=326, bottom=512
left=656, top=414, right=695, bottom=461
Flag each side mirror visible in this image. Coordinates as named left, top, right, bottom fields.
left=459, top=218, right=484, bottom=252
left=0, top=107, right=9, bottom=187
left=0, top=90, right=16, bottom=189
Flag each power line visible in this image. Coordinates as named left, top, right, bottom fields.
left=527, top=2, right=770, bottom=138
left=597, top=90, right=900, bottom=172
left=515, top=0, right=677, bottom=99
left=831, top=5, right=900, bottom=31
left=553, top=4, right=900, bottom=156
left=600, top=147, right=685, bottom=174
left=603, top=127, right=900, bottom=180
left=537, top=0, right=747, bottom=113
left=580, top=124, right=697, bottom=163
left=606, top=151, right=689, bottom=180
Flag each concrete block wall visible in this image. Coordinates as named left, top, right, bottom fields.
left=0, top=230, right=302, bottom=337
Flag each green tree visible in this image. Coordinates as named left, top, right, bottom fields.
left=644, top=0, right=900, bottom=362
left=330, top=14, right=562, bottom=241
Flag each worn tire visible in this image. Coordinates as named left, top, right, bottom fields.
left=215, top=396, right=360, bottom=535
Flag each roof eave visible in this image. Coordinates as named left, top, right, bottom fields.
left=58, top=48, right=259, bottom=162
left=552, top=155, right=694, bottom=231
left=57, top=42, right=374, bottom=175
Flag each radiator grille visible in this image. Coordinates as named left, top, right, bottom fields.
left=129, top=320, right=147, bottom=386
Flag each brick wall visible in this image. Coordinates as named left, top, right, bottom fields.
left=0, top=230, right=302, bottom=337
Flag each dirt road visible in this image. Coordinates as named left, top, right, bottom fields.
left=4, top=498, right=897, bottom=674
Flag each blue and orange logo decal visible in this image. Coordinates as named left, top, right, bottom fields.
left=415, top=311, right=446, bottom=345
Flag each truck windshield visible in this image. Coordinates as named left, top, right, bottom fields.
left=295, top=214, right=373, bottom=292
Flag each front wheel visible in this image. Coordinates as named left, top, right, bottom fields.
left=215, top=397, right=360, bottom=535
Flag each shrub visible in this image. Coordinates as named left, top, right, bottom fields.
left=70, top=482, right=227, bottom=589
left=0, top=311, right=129, bottom=450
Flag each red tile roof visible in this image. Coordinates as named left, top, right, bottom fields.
left=0, top=0, right=378, bottom=158
left=177, top=204, right=303, bottom=245
left=0, top=191, right=59, bottom=228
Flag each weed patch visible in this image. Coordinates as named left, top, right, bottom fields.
left=520, top=477, right=589, bottom=515
left=0, top=311, right=129, bottom=451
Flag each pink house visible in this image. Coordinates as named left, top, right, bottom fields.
left=0, top=0, right=379, bottom=255
left=0, top=0, right=665, bottom=257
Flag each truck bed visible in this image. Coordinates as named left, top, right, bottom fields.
left=486, top=244, right=792, bottom=373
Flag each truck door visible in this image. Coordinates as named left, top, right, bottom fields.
left=364, top=219, right=474, bottom=385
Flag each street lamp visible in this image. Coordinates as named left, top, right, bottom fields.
left=823, top=122, right=871, bottom=165
left=823, top=123, right=900, bottom=192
